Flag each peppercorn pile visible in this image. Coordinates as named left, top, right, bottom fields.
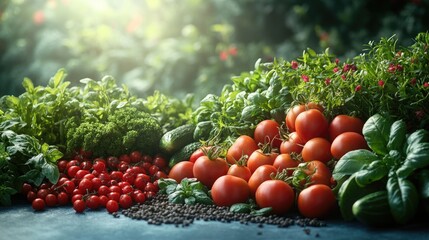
left=121, top=194, right=327, bottom=228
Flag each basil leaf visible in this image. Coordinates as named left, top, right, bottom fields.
left=168, top=190, right=185, bottom=204
left=417, top=169, right=429, bottom=199
left=41, top=162, right=59, bottom=184
left=184, top=196, right=196, bottom=205
left=396, top=130, right=429, bottom=178
left=251, top=207, right=272, bottom=216
left=362, top=114, right=392, bottom=156
left=333, top=149, right=379, bottom=180
left=387, top=120, right=406, bottom=152
left=193, top=189, right=213, bottom=205
left=354, top=160, right=388, bottom=187
left=387, top=172, right=418, bottom=224
left=230, top=203, right=252, bottom=213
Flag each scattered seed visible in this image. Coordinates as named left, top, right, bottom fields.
left=121, top=194, right=327, bottom=230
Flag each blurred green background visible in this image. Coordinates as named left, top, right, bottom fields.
left=0, top=0, right=428, bottom=101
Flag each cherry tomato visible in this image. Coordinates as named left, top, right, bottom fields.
left=106, top=200, right=119, bottom=213
left=255, top=180, right=294, bottom=215
left=295, top=109, right=329, bottom=142
left=211, top=175, right=250, bottom=207
left=279, top=132, right=305, bottom=154
left=45, top=194, right=58, bottom=207
left=129, top=151, right=142, bottom=163
left=32, top=198, right=45, bottom=211
left=227, top=164, right=252, bottom=182
left=328, top=115, right=364, bottom=141
left=226, top=135, right=259, bottom=164
left=301, top=137, right=332, bottom=163
left=254, top=120, right=282, bottom=149
left=193, top=155, right=229, bottom=188
left=248, top=165, right=278, bottom=196
left=331, top=132, right=368, bottom=159
left=247, top=150, right=278, bottom=173
left=298, top=184, right=336, bottom=218
left=168, top=161, right=194, bottom=183
left=273, top=153, right=299, bottom=176
left=73, top=199, right=86, bottom=213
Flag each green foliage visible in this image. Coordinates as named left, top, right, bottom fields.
left=0, top=130, right=62, bottom=206
left=158, top=178, right=213, bottom=205
left=1, top=0, right=428, bottom=101
left=66, top=106, right=162, bottom=158
left=333, top=114, right=429, bottom=225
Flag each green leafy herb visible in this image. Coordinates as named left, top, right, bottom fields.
left=158, top=178, right=213, bottom=205
left=333, top=113, right=429, bottom=225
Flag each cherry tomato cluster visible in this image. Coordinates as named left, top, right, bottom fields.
left=167, top=102, right=369, bottom=219
left=23, top=150, right=169, bottom=214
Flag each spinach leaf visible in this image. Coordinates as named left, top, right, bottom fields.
left=417, top=169, right=429, bottom=199
left=387, top=171, right=419, bottom=224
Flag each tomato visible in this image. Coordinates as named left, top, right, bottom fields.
left=286, top=104, right=306, bottom=132
left=279, top=132, right=305, bottom=154
left=253, top=120, right=282, bottom=149
left=168, top=161, right=194, bottom=183
left=298, top=184, right=336, bottom=218
left=294, top=160, right=332, bottom=188
left=247, top=150, right=278, bottom=173
left=331, top=132, right=368, bottom=159
left=286, top=103, right=324, bottom=132
left=226, top=135, right=259, bottom=164
left=273, top=153, right=299, bottom=176
left=227, top=164, right=252, bottom=182
left=328, top=115, right=364, bottom=141
left=255, top=180, right=295, bottom=215
left=295, top=109, right=329, bottom=142
left=211, top=175, right=250, bottom=207
left=193, top=155, right=229, bottom=188
left=189, top=146, right=211, bottom=163
left=248, top=165, right=278, bottom=196
left=301, top=137, right=332, bottom=163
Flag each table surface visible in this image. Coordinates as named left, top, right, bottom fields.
left=1, top=199, right=428, bottom=240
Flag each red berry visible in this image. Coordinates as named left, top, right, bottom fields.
left=106, top=200, right=119, bottom=213
left=32, top=198, right=45, bottom=211
left=73, top=199, right=86, bottom=213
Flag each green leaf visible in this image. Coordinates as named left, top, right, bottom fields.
left=22, top=78, right=35, bottom=94
left=48, top=68, right=67, bottom=89
left=41, top=162, right=59, bottom=184
left=193, top=189, right=213, bottom=205
left=0, top=185, right=17, bottom=206
left=396, top=130, right=429, bottom=178
left=20, top=169, right=45, bottom=186
left=417, top=169, right=429, bottom=199
left=333, top=149, right=379, bottom=180
left=354, top=160, right=388, bottom=186
left=44, top=147, right=63, bottom=164
left=387, top=120, right=407, bottom=152
left=387, top=172, right=419, bottom=224
left=251, top=207, right=272, bottom=216
left=405, top=129, right=429, bottom=154
left=230, top=203, right=252, bottom=213
left=168, top=190, right=185, bottom=204
left=362, top=114, right=392, bottom=156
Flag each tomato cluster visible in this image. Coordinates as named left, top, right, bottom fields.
left=23, top=150, right=168, bottom=213
left=169, top=103, right=369, bottom=219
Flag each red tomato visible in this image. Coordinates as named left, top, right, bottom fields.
left=211, top=175, right=250, bottom=207
left=253, top=120, right=282, bottom=149
left=286, top=104, right=306, bottom=132
left=328, top=115, right=364, bottom=141
left=255, top=180, right=295, bottom=215
left=331, top=132, right=369, bottom=160
left=273, top=153, right=299, bottom=176
left=295, top=109, right=329, bottom=142
left=226, top=135, right=259, bottom=164
left=227, top=164, right=252, bottom=182
left=189, top=146, right=211, bottom=163
left=295, top=160, right=332, bottom=188
left=298, top=184, right=336, bottom=218
left=248, top=165, right=278, bottom=196
left=279, top=132, right=305, bottom=154
left=168, top=161, right=194, bottom=183
left=193, top=156, right=229, bottom=188
left=301, top=137, right=332, bottom=163
left=247, top=150, right=278, bottom=173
